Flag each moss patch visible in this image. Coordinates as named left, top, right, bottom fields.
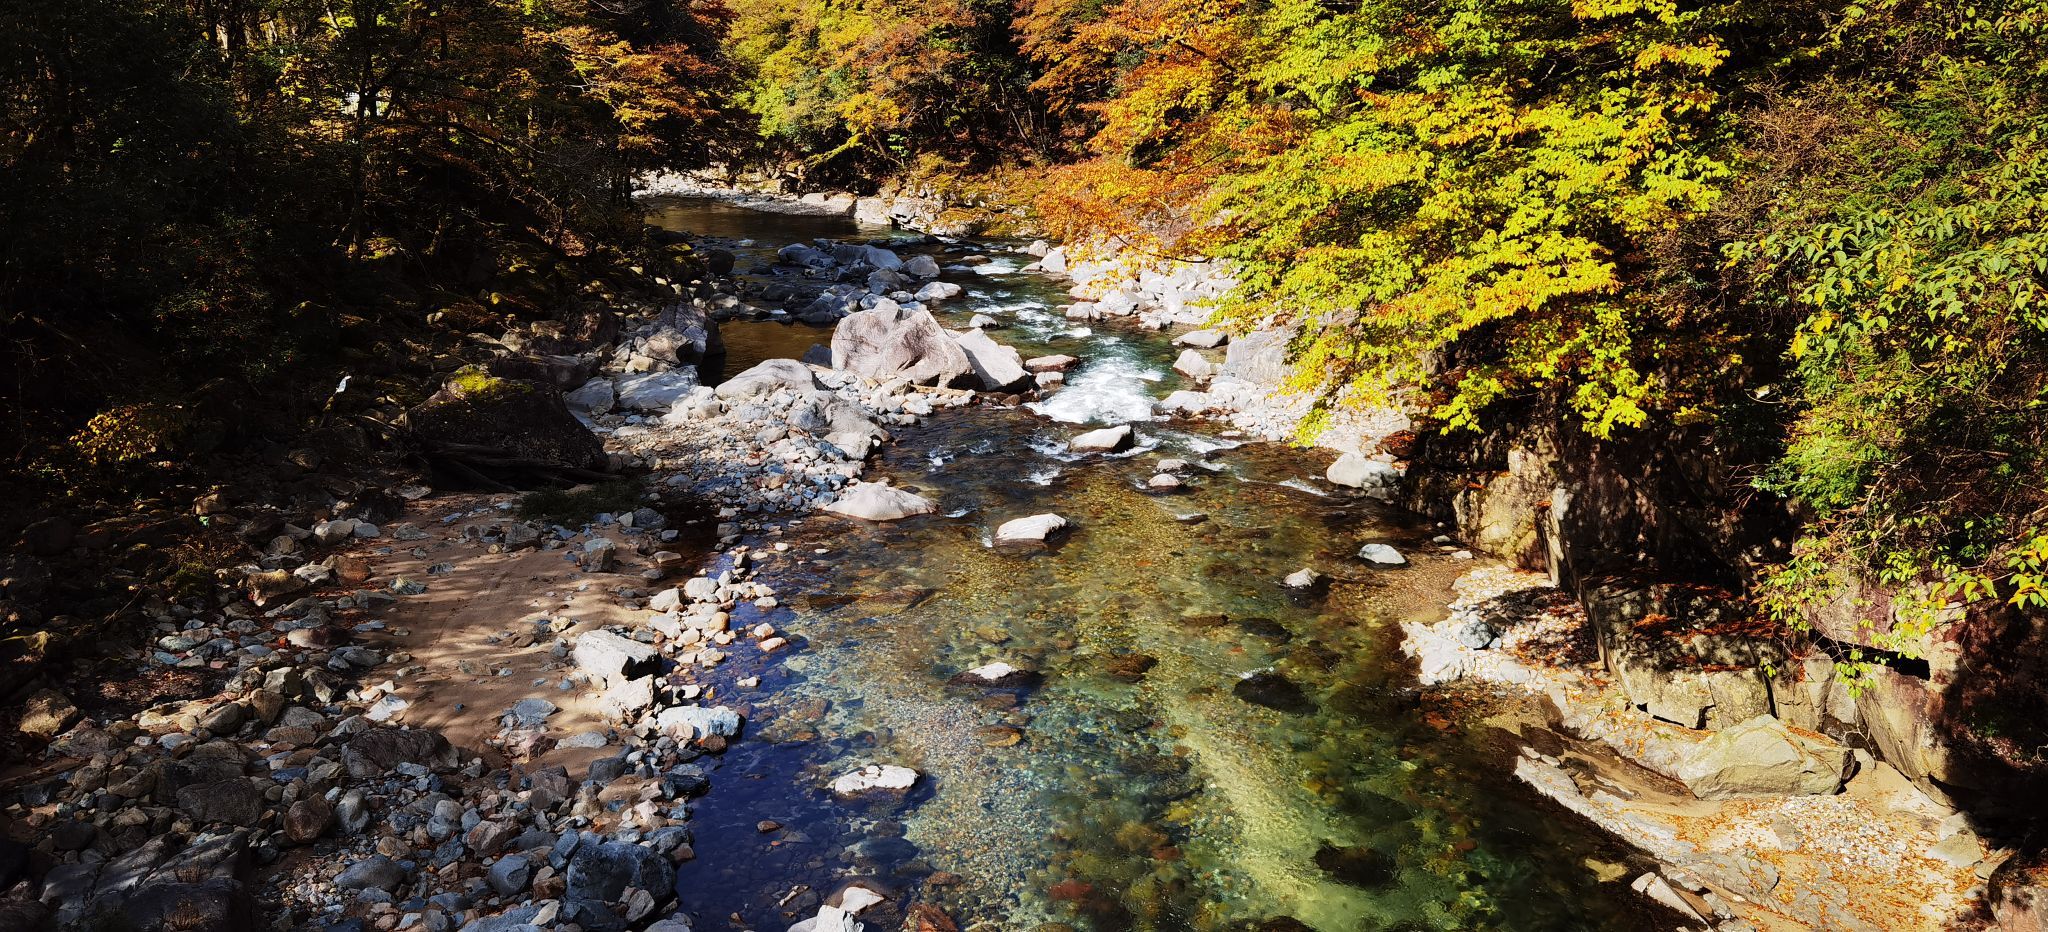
left=518, top=478, right=645, bottom=526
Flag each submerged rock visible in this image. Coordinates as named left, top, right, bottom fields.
left=946, top=662, right=1038, bottom=688
left=1233, top=671, right=1315, bottom=715
left=1314, top=844, right=1397, bottom=888
left=831, top=764, right=920, bottom=797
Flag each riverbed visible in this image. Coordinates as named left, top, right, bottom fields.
left=643, top=198, right=1666, bottom=932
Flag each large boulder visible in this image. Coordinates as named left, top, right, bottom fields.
left=1327, top=453, right=1401, bottom=497
left=615, top=369, right=701, bottom=412
left=951, top=329, right=1032, bottom=393
left=826, top=482, right=937, bottom=521
left=1674, top=715, right=1851, bottom=799
left=831, top=306, right=972, bottom=387
left=715, top=359, right=820, bottom=401
left=114, top=879, right=259, bottom=932
left=402, top=370, right=604, bottom=470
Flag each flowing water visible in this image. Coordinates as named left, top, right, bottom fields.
left=644, top=198, right=1662, bottom=932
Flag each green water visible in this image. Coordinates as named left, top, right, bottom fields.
left=650, top=198, right=1662, bottom=932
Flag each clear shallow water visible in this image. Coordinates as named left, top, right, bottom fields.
left=645, top=199, right=1660, bottom=932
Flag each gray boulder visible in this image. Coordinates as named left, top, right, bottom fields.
left=831, top=306, right=971, bottom=387
left=565, top=841, right=675, bottom=904
left=1327, top=453, right=1401, bottom=495
left=952, top=329, right=1032, bottom=392
left=825, top=482, right=937, bottom=521
left=564, top=378, right=616, bottom=414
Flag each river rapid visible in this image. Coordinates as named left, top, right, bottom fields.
left=640, top=198, right=1664, bottom=932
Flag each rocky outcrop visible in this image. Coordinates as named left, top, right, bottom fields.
left=1675, top=715, right=1852, bottom=798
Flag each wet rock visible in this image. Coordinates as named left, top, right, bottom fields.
left=1356, top=543, right=1406, bottom=566
left=831, top=764, right=919, bottom=797
left=994, top=513, right=1068, bottom=545
left=1024, top=354, right=1076, bottom=372
left=1674, top=715, right=1851, bottom=799
left=573, top=630, right=662, bottom=688
left=914, top=281, right=963, bottom=303
left=1314, top=844, right=1397, bottom=888
left=653, top=705, right=742, bottom=741
left=1283, top=568, right=1325, bottom=590
left=1147, top=473, right=1183, bottom=491
left=825, top=482, right=937, bottom=522
left=905, top=254, right=942, bottom=278
left=1106, top=653, right=1158, bottom=682
left=1233, top=671, right=1315, bottom=715
left=18, top=688, right=80, bottom=739
left=946, top=662, right=1038, bottom=688
left=1068, top=424, right=1133, bottom=454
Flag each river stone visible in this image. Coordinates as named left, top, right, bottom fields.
left=615, top=369, right=701, bottom=412
left=566, top=841, right=675, bottom=904
left=951, top=328, right=1032, bottom=392
left=905, top=255, right=942, bottom=278
left=914, top=281, right=963, bottom=303
left=1327, top=453, right=1401, bottom=495
left=1233, top=671, right=1315, bottom=714
left=715, top=358, right=820, bottom=401
left=1357, top=543, right=1406, bottom=566
left=1175, top=329, right=1229, bottom=349
left=655, top=705, right=742, bottom=741
left=1172, top=349, right=1216, bottom=381
left=565, top=378, right=616, bottom=414
left=826, top=482, right=937, bottom=521
left=947, top=662, right=1038, bottom=688
left=830, top=764, right=919, bottom=797
left=994, top=513, right=1068, bottom=545
left=1674, top=715, right=1851, bottom=799
left=487, top=854, right=533, bottom=896
left=1024, top=354, right=1076, bottom=372
left=1068, top=424, right=1134, bottom=453
left=343, top=727, right=459, bottom=778
left=18, top=689, right=80, bottom=739
left=573, top=630, right=661, bottom=688
left=282, top=797, right=333, bottom=844
left=1283, top=568, right=1325, bottom=590
left=831, top=306, right=972, bottom=387
left=336, top=854, right=406, bottom=892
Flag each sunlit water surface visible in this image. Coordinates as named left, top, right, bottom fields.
left=642, top=198, right=1659, bottom=932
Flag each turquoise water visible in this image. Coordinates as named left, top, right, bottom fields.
left=646, top=198, right=1662, bottom=932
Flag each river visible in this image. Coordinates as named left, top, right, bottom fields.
left=641, top=198, right=1664, bottom=932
